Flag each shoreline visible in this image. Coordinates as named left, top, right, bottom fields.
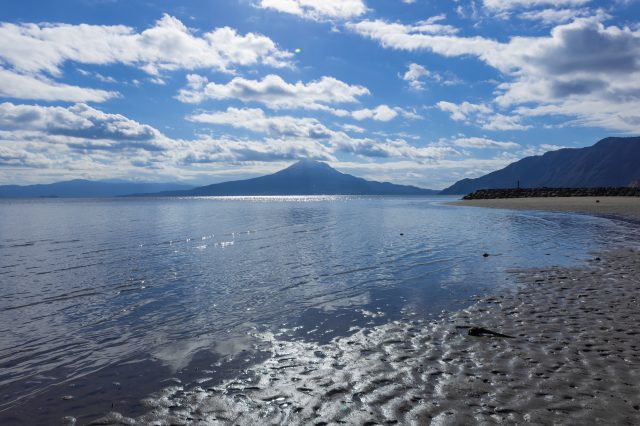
left=93, top=247, right=640, bottom=425
left=447, top=196, right=640, bottom=219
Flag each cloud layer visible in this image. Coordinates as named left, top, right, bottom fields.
left=0, top=14, right=292, bottom=102
left=256, top=0, right=367, bottom=20
left=350, top=16, right=640, bottom=132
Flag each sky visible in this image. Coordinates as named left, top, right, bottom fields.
left=1, top=0, right=639, bottom=189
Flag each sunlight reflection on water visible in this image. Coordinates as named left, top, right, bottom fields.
left=0, top=196, right=639, bottom=415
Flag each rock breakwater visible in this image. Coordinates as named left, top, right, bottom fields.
left=463, top=187, right=640, bottom=200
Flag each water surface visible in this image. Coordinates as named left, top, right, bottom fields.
left=1, top=196, right=638, bottom=423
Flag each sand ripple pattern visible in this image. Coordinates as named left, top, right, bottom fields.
left=97, top=249, right=640, bottom=425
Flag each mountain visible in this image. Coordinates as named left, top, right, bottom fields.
left=154, top=159, right=438, bottom=196
left=440, top=137, right=640, bottom=195
left=0, top=180, right=193, bottom=198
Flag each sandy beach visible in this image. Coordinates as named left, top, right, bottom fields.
left=448, top=196, right=640, bottom=219
left=93, top=247, right=640, bottom=425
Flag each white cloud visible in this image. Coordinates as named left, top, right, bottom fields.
left=482, top=0, right=592, bottom=11
left=402, top=63, right=429, bottom=90
left=437, top=101, right=491, bottom=121
left=519, top=8, right=599, bottom=24
left=332, top=135, right=458, bottom=162
left=340, top=123, right=366, bottom=133
left=0, top=102, right=460, bottom=182
left=188, top=106, right=436, bottom=161
left=452, top=137, right=519, bottom=149
left=178, top=136, right=335, bottom=164
left=256, top=0, right=367, bottom=20
left=188, top=107, right=334, bottom=139
left=0, top=102, right=165, bottom=148
left=0, top=14, right=292, bottom=77
left=352, top=105, right=398, bottom=121
left=347, top=18, right=481, bottom=54
left=0, top=102, right=520, bottom=189
left=401, top=63, right=459, bottom=90
left=177, top=74, right=369, bottom=113
left=436, top=101, right=530, bottom=130
left=179, top=75, right=416, bottom=122
left=352, top=17, right=640, bottom=132
left=0, top=102, right=337, bottom=175
left=336, top=155, right=517, bottom=189
left=0, top=67, right=118, bottom=102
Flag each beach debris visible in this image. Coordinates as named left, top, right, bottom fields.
left=467, top=327, right=514, bottom=338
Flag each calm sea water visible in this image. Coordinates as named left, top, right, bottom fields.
left=1, top=196, right=639, bottom=424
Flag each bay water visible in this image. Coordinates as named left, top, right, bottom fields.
left=1, top=196, right=638, bottom=424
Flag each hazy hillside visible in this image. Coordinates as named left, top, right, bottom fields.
left=0, top=180, right=193, bottom=198
left=156, top=160, right=439, bottom=196
left=441, top=137, right=640, bottom=195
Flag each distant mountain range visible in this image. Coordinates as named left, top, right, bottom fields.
left=441, top=137, right=640, bottom=195
left=6, top=137, right=637, bottom=198
left=154, top=159, right=439, bottom=196
left=0, top=180, right=193, bottom=198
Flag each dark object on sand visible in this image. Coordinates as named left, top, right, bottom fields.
left=596, top=199, right=600, bottom=203
left=468, top=327, right=514, bottom=338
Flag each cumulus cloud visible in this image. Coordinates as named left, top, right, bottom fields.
left=0, top=67, right=118, bottom=102
left=0, top=14, right=292, bottom=103
left=402, top=63, right=429, bottom=91
left=179, top=137, right=335, bottom=164
left=340, top=123, right=366, bottom=133
left=0, top=102, right=337, bottom=174
left=401, top=63, right=459, bottom=90
left=177, top=74, right=369, bottom=113
left=436, top=101, right=530, bottom=130
left=0, top=102, right=165, bottom=149
left=0, top=14, right=292, bottom=77
left=180, top=76, right=416, bottom=122
left=352, top=105, right=398, bottom=121
left=188, top=107, right=334, bottom=139
left=351, top=16, right=640, bottom=132
left=437, top=101, right=491, bottom=121
left=0, top=102, right=517, bottom=189
left=256, top=0, right=367, bottom=20
left=329, top=132, right=458, bottom=162
left=451, top=136, right=520, bottom=149
left=0, top=102, right=458, bottom=181
left=519, top=8, right=602, bottom=24
left=188, top=106, right=436, bottom=161
left=482, top=0, right=592, bottom=11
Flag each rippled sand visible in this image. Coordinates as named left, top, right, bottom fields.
left=449, top=196, right=640, bottom=218
left=93, top=249, right=640, bottom=425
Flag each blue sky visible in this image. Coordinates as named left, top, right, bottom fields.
left=1, top=0, right=639, bottom=189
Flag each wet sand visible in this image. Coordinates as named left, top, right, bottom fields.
left=449, top=196, right=640, bottom=219
left=94, top=248, right=640, bottom=425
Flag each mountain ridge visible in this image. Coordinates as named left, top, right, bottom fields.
left=0, top=180, right=193, bottom=198
left=440, top=137, right=640, bottom=195
left=152, top=159, right=439, bottom=196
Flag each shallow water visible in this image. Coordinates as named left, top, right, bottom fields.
left=1, top=196, right=638, bottom=424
